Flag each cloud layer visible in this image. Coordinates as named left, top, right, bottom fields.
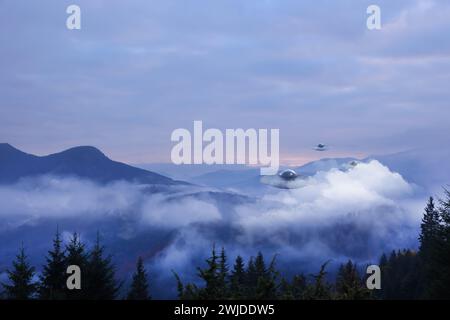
left=0, top=160, right=426, bottom=297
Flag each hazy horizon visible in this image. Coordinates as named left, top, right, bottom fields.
left=0, top=141, right=421, bottom=168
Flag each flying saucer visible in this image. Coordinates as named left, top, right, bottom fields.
left=341, top=160, right=360, bottom=171
left=349, top=160, right=359, bottom=167
left=314, top=144, right=328, bottom=151
left=260, top=169, right=308, bottom=189
left=279, top=169, right=298, bottom=181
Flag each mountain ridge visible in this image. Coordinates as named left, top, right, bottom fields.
left=0, top=144, right=187, bottom=186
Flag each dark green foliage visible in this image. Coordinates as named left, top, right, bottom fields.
left=229, top=255, right=246, bottom=299
left=379, top=253, right=388, bottom=267
left=196, top=245, right=225, bottom=299
left=254, top=253, right=278, bottom=300
left=289, top=274, right=307, bottom=299
left=64, top=233, right=88, bottom=299
left=245, top=257, right=257, bottom=293
left=379, top=250, right=422, bottom=299
left=3, top=232, right=122, bottom=301
left=303, top=261, right=333, bottom=300
left=418, top=196, right=440, bottom=297
left=424, top=190, right=450, bottom=299
left=174, top=270, right=199, bottom=300
left=39, top=229, right=67, bottom=300
left=127, top=257, right=151, bottom=300
left=336, top=260, right=371, bottom=300
left=174, top=245, right=224, bottom=299
left=218, top=247, right=229, bottom=297
left=175, top=248, right=355, bottom=300
left=279, top=274, right=308, bottom=299
left=377, top=190, right=450, bottom=299
left=84, top=233, right=119, bottom=300
left=420, top=197, right=441, bottom=254
left=63, top=232, right=119, bottom=299
left=2, top=245, right=37, bottom=300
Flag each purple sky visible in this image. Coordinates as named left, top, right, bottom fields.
left=1, top=0, right=450, bottom=165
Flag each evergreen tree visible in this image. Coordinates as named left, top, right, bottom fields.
left=254, top=252, right=267, bottom=280
left=197, top=245, right=222, bottom=300
left=279, top=277, right=294, bottom=299
left=173, top=271, right=199, bottom=300
left=438, top=189, right=450, bottom=296
left=427, top=189, right=450, bottom=299
left=39, top=228, right=67, bottom=300
left=439, top=189, right=450, bottom=222
left=245, top=257, right=257, bottom=298
left=290, top=274, right=307, bottom=299
left=173, top=245, right=224, bottom=300
left=279, top=274, right=307, bottom=300
left=217, top=247, right=229, bottom=298
left=174, top=249, right=278, bottom=300
left=379, top=250, right=421, bottom=299
left=377, top=253, right=389, bottom=299
left=85, top=232, right=119, bottom=300
left=419, top=197, right=441, bottom=254
left=417, top=197, right=440, bottom=298
left=379, top=253, right=388, bottom=268
left=335, top=260, right=370, bottom=300
left=64, top=233, right=88, bottom=299
left=304, top=261, right=332, bottom=300
left=230, top=255, right=246, bottom=299
left=127, top=257, right=151, bottom=300
left=254, top=253, right=278, bottom=300
left=2, top=245, right=37, bottom=300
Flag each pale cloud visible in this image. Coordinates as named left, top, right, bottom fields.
left=140, top=194, right=221, bottom=228
left=235, top=161, right=415, bottom=232
left=149, top=161, right=424, bottom=283
left=0, top=160, right=427, bottom=297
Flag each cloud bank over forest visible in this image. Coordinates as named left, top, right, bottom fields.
left=0, top=160, right=426, bottom=297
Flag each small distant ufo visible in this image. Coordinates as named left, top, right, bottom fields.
left=342, top=160, right=360, bottom=171
left=260, top=169, right=307, bottom=189
left=314, top=144, right=328, bottom=151
left=279, top=169, right=298, bottom=181
left=349, top=160, right=359, bottom=167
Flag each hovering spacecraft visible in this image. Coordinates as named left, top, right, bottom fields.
left=260, top=169, right=308, bottom=189
left=314, top=144, right=328, bottom=151
left=341, top=160, right=360, bottom=171
left=349, top=160, right=359, bottom=167
left=279, top=169, right=298, bottom=181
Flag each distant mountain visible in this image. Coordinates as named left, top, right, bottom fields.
left=191, top=168, right=261, bottom=188
left=8, top=141, right=445, bottom=193
left=184, top=149, right=450, bottom=195
left=135, top=163, right=253, bottom=181
left=185, top=158, right=359, bottom=195
left=0, top=143, right=186, bottom=185
left=295, top=157, right=357, bottom=176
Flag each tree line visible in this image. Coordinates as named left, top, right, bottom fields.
left=175, top=190, right=450, bottom=300
left=0, top=231, right=150, bottom=300
left=378, top=190, right=450, bottom=299
left=174, top=247, right=373, bottom=300
left=1, top=190, right=450, bottom=300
